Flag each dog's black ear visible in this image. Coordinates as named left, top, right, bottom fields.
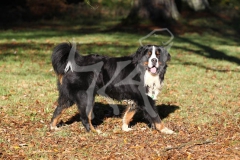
left=160, top=47, right=171, bottom=63
left=167, top=52, right=171, bottom=61
left=132, top=46, right=147, bottom=64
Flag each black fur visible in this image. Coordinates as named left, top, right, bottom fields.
left=50, top=42, right=171, bottom=132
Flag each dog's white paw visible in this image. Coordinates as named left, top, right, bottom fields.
left=96, top=129, right=102, bottom=134
left=50, top=124, right=60, bottom=131
left=160, top=127, right=175, bottom=134
left=122, top=124, right=133, bottom=132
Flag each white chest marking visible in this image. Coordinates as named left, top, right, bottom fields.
left=144, top=71, right=163, bottom=100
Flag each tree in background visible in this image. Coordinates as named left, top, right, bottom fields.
left=125, top=0, right=180, bottom=23
left=187, top=0, right=210, bottom=11
left=1, top=0, right=239, bottom=24
left=124, top=0, right=212, bottom=24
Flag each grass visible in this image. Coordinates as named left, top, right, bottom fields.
left=0, top=17, right=240, bottom=159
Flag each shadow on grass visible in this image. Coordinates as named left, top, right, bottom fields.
left=176, top=36, right=240, bottom=66
left=130, top=104, right=180, bottom=128
left=173, top=60, right=240, bottom=73
left=60, top=102, right=179, bottom=129
left=0, top=42, right=54, bottom=61
left=0, top=41, right=138, bottom=61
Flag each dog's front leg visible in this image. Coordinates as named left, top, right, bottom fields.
left=122, top=100, right=137, bottom=132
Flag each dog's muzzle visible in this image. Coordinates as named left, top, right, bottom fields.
left=148, top=58, right=158, bottom=74
left=148, top=67, right=158, bottom=74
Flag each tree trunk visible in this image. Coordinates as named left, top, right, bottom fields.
left=187, top=0, right=210, bottom=11
left=124, top=0, right=180, bottom=24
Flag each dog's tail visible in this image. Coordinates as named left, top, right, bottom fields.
left=51, top=42, right=79, bottom=75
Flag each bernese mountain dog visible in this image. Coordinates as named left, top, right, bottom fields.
left=50, top=42, right=174, bottom=134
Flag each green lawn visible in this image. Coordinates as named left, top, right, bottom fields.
left=0, top=19, right=240, bottom=159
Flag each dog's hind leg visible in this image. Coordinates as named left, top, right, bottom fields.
left=50, top=100, right=72, bottom=130
left=76, top=91, right=98, bottom=133
left=87, top=105, right=101, bottom=133
left=122, top=100, right=137, bottom=132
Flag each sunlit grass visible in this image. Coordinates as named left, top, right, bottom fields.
left=1, top=21, right=239, bottom=126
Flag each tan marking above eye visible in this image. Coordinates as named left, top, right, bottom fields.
left=148, top=51, right=152, bottom=55
left=156, top=51, right=160, bottom=55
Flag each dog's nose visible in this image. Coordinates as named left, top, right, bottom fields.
left=151, top=58, right=157, bottom=64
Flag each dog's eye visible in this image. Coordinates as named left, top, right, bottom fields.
left=156, top=51, right=160, bottom=55
left=148, top=51, right=151, bottom=56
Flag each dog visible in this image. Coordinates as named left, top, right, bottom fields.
left=50, top=42, right=174, bottom=134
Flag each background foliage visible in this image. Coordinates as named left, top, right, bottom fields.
left=1, top=0, right=239, bottom=21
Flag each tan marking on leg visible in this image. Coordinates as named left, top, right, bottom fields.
left=88, top=109, right=97, bottom=133
left=155, top=121, right=165, bottom=131
left=50, top=108, right=67, bottom=130
left=155, top=121, right=175, bottom=134
left=58, top=74, right=63, bottom=85
left=123, top=110, right=136, bottom=126
left=122, top=106, right=136, bottom=131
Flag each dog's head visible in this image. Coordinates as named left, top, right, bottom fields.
left=133, top=45, right=171, bottom=75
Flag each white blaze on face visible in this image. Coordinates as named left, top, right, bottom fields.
left=148, top=46, right=159, bottom=74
